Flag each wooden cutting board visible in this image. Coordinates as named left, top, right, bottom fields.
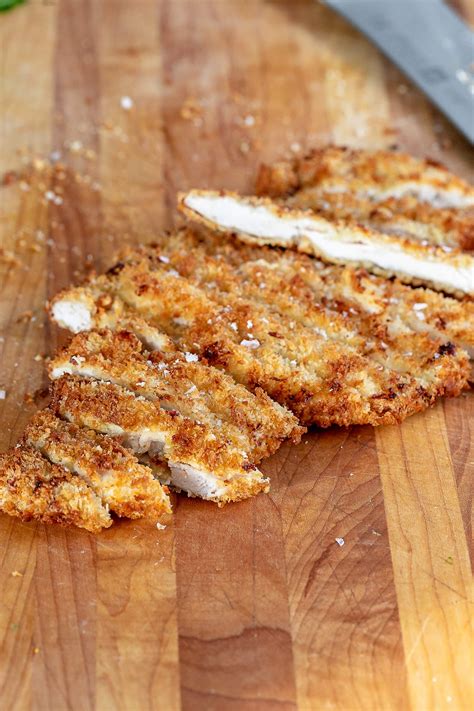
left=1, top=2, right=472, bottom=710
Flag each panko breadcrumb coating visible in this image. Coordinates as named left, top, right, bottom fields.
left=0, top=409, right=172, bottom=532
left=49, top=231, right=470, bottom=428
left=0, top=445, right=112, bottom=533
left=255, top=146, right=474, bottom=209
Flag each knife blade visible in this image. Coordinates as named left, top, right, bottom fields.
left=324, top=0, right=474, bottom=144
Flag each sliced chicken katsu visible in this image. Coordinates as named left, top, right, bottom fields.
left=255, top=146, right=474, bottom=209
left=49, top=240, right=469, bottom=427
left=179, top=190, right=474, bottom=296
left=158, top=228, right=474, bottom=363
left=0, top=409, right=171, bottom=531
left=23, top=409, right=171, bottom=520
left=49, top=373, right=273, bottom=505
left=270, top=191, right=474, bottom=252
left=297, top=261, right=474, bottom=362
left=49, top=329, right=302, bottom=463
left=124, top=236, right=461, bottom=376
left=0, top=445, right=112, bottom=532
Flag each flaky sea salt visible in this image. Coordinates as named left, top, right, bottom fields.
left=120, top=96, right=134, bottom=110
left=335, top=537, right=345, bottom=547
left=184, top=352, right=199, bottom=363
left=240, top=338, right=260, bottom=349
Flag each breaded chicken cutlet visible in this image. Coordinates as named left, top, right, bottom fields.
left=179, top=190, right=474, bottom=297
left=256, top=146, right=474, bottom=253
left=272, top=193, right=474, bottom=253
left=49, top=232, right=470, bottom=428
left=255, top=146, right=474, bottom=210
left=0, top=410, right=171, bottom=532
left=143, top=228, right=474, bottom=362
left=48, top=330, right=302, bottom=503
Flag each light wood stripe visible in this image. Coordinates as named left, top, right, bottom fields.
left=376, top=405, right=473, bottom=711
left=0, top=4, right=56, bottom=709
left=0, top=0, right=56, bottom=447
left=96, top=521, right=180, bottom=711
left=96, top=0, right=166, bottom=252
left=33, top=528, right=97, bottom=711
left=0, top=519, right=37, bottom=711
left=321, top=7, right=392, bottom=149
left=444, top=396, right=473, bottom=566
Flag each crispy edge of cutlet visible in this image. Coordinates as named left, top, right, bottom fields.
left=24, top=409, right=172, bottom=520
left=49, top=329, right=304, bottom=458
left=255, top=146, right=474, bottom=206
left=282, top=191, right=474, bottom=252
left=0, top=445, right=112, bottom=532
left=49, top=375, right=270, bottom=503
left=48, top=253, right=469, bottom=428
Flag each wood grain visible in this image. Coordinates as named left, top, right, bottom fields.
left=270, top=428, right=409, bottom=711
left=175, top=497, right=297, bottom=711
left=376, top=407, right=473, bottom=711
left=0, top=2, right=473, bottom=710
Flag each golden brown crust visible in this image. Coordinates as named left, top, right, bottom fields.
left=49, top=375, right=270, bottom=499
left=49, top=234, right=470, bottom=427
left=49, top=329, right=303, bottom=460
left=24, top=409, right=171, bottom=520
left=256, top=146, right=474, bottom=208
left=0, top=445, right=112, bottom=532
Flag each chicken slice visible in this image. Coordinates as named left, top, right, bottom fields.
left=255, top=146, right=474, bottom=209
left=275, top=192, right=474, bottom=252
left=49, top=329, right=303, bottom=462
left=23, top=409, right=171, bottom=520
left=50, top=375, right=270, bottom=504
left=0, top=445, right=112, bottom=533
left=179, top=190, right=474, bottom=297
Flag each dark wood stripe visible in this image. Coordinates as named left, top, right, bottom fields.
left=175, top=495, right=298, bottom=711
left=33, top=528, right=96, bottom=711
left=271, top=427, right=409, bottom=710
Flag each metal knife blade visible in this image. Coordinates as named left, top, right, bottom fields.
left=324, top=0, right=474, bottom=144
